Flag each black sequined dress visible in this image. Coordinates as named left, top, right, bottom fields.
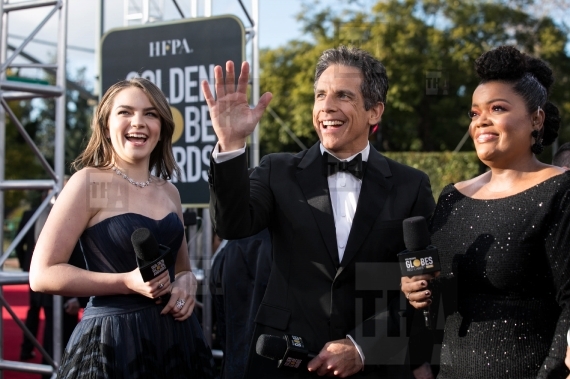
left=431, top=173, right=570, bottom=379
left=57, top=212, right=217, bottom=379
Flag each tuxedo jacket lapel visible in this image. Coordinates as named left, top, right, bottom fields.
left=342, top=148, right=393, bottom=267
left=296, top=144, right=340, bottom=268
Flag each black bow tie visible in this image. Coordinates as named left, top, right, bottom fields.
left=324, top=152, right=364, bottom=179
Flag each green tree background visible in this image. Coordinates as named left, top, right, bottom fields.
left=258, top=0, right=570, bottom=162
left=5, top=0, right=570, bottom=212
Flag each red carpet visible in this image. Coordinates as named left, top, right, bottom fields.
left=3, top=284, right=45, bottom=379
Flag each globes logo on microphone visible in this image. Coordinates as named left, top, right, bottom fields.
left=255, top=334, right=316, bottom=370
left=399, top=245, right=439, bottom=276
left=290, top=335, right=303, bottom=348
left=151, top=260, right=167, bottom=276
left=281, top=335, right=306, bottom=368
left=398, top=216, right=441, bottom=330
left=283, top=356, right=303, bottom=368
left=131, top=228, right=175, bottom=282
left=398, top=216, right=440, bottom=276
left=404, top=254, right=436, bottom=272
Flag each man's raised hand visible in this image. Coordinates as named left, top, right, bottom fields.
left=201, top=60, right=272, bottom=152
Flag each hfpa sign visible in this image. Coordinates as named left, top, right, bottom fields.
left=100, top=16, right=245, bottom=206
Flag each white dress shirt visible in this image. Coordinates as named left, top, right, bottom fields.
left=320, top=144, right=369, bottom=262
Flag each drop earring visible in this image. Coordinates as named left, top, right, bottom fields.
left=531, top=129, right=544, bottom=154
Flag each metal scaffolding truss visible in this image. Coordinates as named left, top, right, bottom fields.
left=124, top=0, right=166, bottom=25
left=0, top=0, right=67, bottom=377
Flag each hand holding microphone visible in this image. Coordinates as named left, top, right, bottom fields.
left=255, top=334, right=362, bottom=376
left=256, top=334, right=316, bottom=369
left=398, top=216, right=440, bottom=329
left=130, top=227, right=175, bottom=302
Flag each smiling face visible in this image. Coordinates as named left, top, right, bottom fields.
left=106, top=86, right=162, bottom=167
left=313, top=64, right=384, bottom=159
left=468, top=81, right=538, bottom=165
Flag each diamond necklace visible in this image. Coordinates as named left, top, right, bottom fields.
left=111, top=166, right=151, bottom=188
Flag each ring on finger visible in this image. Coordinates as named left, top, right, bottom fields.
left=158, top=282, right=164, bottom=289
left=175, top=299, right=186, bottom=310
left=406, top=292, right=411, bottom=300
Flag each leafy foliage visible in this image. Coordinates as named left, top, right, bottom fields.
left=259, top=0, right=570, bottom=157
left=259, top=42, right=319, bottom=156
left=384, top=151, right=481, bottom=199
left=4, top=98, right=47, bottom=212
left=34, top=67, right=94, bottom=176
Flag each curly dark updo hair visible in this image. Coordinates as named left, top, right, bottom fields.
left=474, top=45, right=560, bottom=148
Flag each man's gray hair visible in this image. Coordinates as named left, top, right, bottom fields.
left=314, top=46, right=389, bottom=110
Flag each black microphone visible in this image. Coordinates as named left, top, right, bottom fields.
left=398, top=216, right=440, bottom=329
left=131, top=228, right=175, bottom=302
left=256, top=334, right=317, bottom=369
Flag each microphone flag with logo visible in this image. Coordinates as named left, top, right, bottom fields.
left=131, top=228, right=175, bottom=282
left=256, top=334, right=317, bottom=370
left=398, top=216, right=441, bottom=329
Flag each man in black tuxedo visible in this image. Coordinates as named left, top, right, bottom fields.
left=203, top=46, right=436, bottom=378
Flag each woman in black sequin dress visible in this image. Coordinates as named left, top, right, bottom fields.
left=402, top=46, right=570, bottom=378
left=29, top=78, right=217, bottom=378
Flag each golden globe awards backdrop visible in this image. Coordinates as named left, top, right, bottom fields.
left=101, top=16, right=245, bottom=205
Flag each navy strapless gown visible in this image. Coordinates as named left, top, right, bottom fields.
left=57, top=212, right=217, bottom=378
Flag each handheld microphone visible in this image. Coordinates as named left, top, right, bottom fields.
left=131, top=228, right=175, bottom=302
left=256, top=334, right=316, bottom=369
left=398, top=216, right=440, bottom=329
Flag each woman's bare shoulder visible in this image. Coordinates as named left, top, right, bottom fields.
left=454, top=172, right=489, bottom=193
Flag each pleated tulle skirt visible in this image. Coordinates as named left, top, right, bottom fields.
left=57, top=295, right=218, bottom=379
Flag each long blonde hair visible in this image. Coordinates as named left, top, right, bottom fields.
left=72, top=77, right=180, bottom=180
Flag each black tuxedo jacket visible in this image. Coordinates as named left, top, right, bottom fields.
left=209, top=143, right=435, bottom=378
